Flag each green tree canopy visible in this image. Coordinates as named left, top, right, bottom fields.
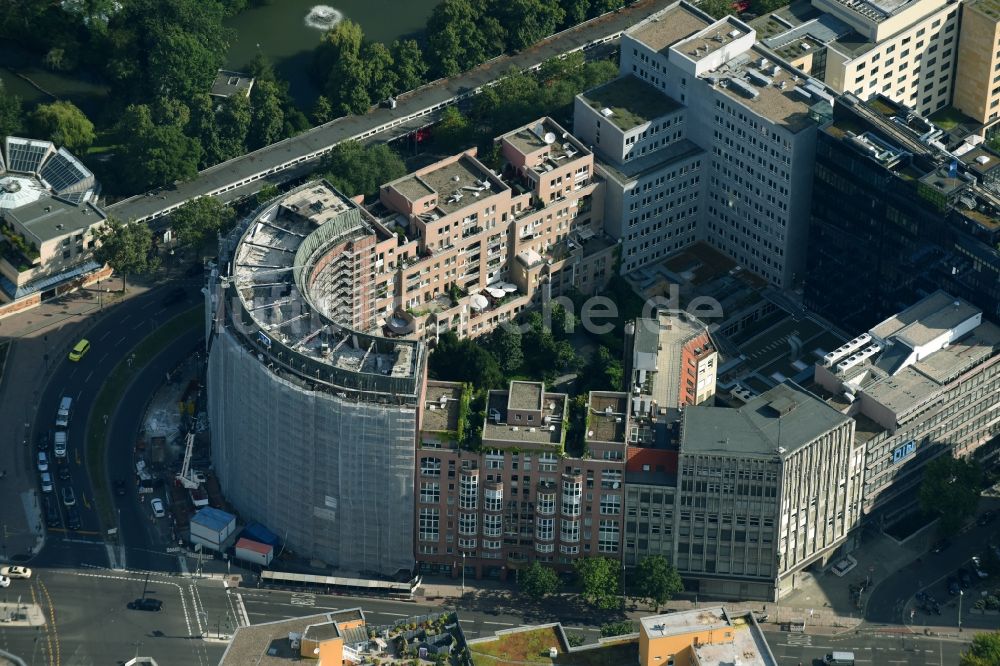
left=248, top=80, right=285, bottom=150
left=919, top=456, right=983, bottom=535
left=364, top=41, right=397, bottom=103
left=699, top=0, right=736, bottom=19
left=94, top=217, right=159, bottom=291
left=427, top=0, right=496, bottom=77
left=575, top=556, right=621, bottom=610
left=429, top=331, right=504, bottom=390
left=631, top=555, right=683, bottom=612
left=391, top=39, right=429, bottom=92
left=319, top=141, right=406, bottom=199
left=115, top=102, right=202, bottom=193
left=434, top=107, right=474, bottom=153
left=28, top=101, right=95, bottom=152
left=960, top=631, right=1000, bottom=666
left=485, top=323, right=524, bottom=376
left=498, top=0, right=565, bottom=51
left=313, top=20, right=374, bottom=115
left=0, top=82, right=24, bottom=138
left=169, top=196, right=235, bottom=250
left=519, top=561, right=560, bottom=601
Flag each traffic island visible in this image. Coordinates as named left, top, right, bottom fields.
left=0, top=602, right=46, bottom=627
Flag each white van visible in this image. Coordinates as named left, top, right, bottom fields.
left=55, top=396, right=72, bottom=428
left=53, top=431, right=67, bottom=459
left=825, top=651, right=855, bottom=665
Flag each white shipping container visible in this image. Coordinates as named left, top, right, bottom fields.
left=235, top=538, right=273, bottom=566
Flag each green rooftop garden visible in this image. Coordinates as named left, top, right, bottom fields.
left=583, top=76, right=677, bottom=131
left=469, top=626, right=638, bottom=666
left=930, top=105, right=977, bottom=131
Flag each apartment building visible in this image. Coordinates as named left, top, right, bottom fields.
left=813, top=291, right=1000, bottom=519
left=805, top=93, right=1000, bottom=330
left=953, top=0, right=1000, bottom=132
left=0, top=136, right=108, bottom=313
left=414, top=381, right=626, bottom=579
left=575, top=2, right=830, bottom=288
left=625, top=311, right=718, bottom=410
left=375, top=117, right=615, bottom=341
left=755, top=0, right=961, bottom=115
left=625, top=382, right=863, bottom=601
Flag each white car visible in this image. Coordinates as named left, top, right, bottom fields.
left=0, top=567, right=31, bottom=579
left=37, top=451, right=49, bottom=472
left=150, top=498, right=166, bottom=519
left=54, top=431, right=67, bottom=458
left=0, top=576, right=10, bottom=588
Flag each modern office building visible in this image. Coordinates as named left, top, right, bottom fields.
left=753, top=0, right=961, bottom=115
left=0, top=136, right=108, bottom=315
left=625, top=382, right=863, bottom=601
left=414, top=381, right=626, bottom=579
left=374, top=117, right=615, bottom=341
left=207, top=181, right=423, bottom=575
left=814, top=290, right=1000, bottom=519
left=953, top=0, right=1000, bottom=133
left=575, top=2, right=832, bottom=288
left=805, top=93, right=1000, bottom=330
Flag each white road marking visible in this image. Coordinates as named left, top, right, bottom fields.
left=98, top=330, right=112, bottom=341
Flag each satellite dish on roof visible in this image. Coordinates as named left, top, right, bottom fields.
left=543, top=132, right=556, bottom=144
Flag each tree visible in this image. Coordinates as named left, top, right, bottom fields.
left=919, top=456, right=983, bottom=535
left=28, top=101, right=95, bottom=152
left=312, top=96, right=334, bottom=125
left=256, top=183, right=280, bottom=205
left=115, top=103, right=201, bottom=193
left=699, top=0, right=736, bottom=19
left=427, top=0, right=492, bottom=77
left=391, top=39, right=428, bottom=92
left=169, top=197, right=235, bottom=250
left=248, top=80, right=285, bottom=150
left=314, top=20, right=374, bottom=115
left=364, top=41, right=397, bottom=103
left=960, top=631, right=1000, bottom=666
left=0, top=82, right=23, bottom=138
left=559, top=0, right=591, bottom=27
left=320, top=141, right=407, bottom=199
left=216, top=93, right=252, bottom=161
left=496, top=0, right=565, bottom=52
left=93, top=217, right=159, bottom=291
left=429, top=331, right=504, bottom=390
left=486, top=323, right=524, bottom=376
left=519, top=561, right=560, bottom=601
left=574, top=556, right=621, bottom=610
left=434, top=107, right=474, bottom=153
left=600, top=620, right=636, bottom=637
left=631, top=555, right=683, bottom=612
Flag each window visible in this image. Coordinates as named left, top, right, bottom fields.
left=599, top=520, right=620, bottom=553
left=458, top=513, right=477, bottom=536
left=483, top=514, right=502, bottom=537
left=420, top=457, right=441, bottom=476
left=536, top=517, right=554, bottom=541
left=600, top=494, right=621, bottom=515
left=560, top=519, right=580, bottom=542
left=419, top=508, right=439, bottom=541
left=420, top=482, right=440, bottom=503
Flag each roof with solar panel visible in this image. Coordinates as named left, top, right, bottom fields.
left=0, top=136, right=103, bottom=242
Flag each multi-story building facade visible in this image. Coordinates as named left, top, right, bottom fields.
left=0, top=136, right=109, bottom=314
left=813, top=290, right=1000, bottom=519
left=625, top=382, right=863, bottom=601
left=375, top=117, right=615, bottom=341
left=756, top=0, right=961, bottom=115
left=625, top=311, right=718, bottom=410
left=805, top=93, right=1000, bottom=330
left=414, top=381, right=626, bottom=579
left=575, top=3, right=831, bottom=287
left=207, top=181, right=423, bottom=576
left=953, top=0, right=1000, bottom=133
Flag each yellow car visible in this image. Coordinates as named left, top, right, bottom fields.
left=68, top=339, right=90, bottom=362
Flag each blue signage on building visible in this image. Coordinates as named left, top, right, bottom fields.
left=892, top=440, right=916, bottom=464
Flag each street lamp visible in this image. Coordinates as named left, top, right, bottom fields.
left=461, top=552, right=466, bottom=595
left=958, top=590, right=964, bottom=632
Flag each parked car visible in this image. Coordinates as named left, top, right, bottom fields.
left=932, top=538, right=951, bottom=553
left=58, top=464, right=71, bottom=481
left=1, top=567, right=32, bottom=579
left=971, top=556, right=989, bottom=578
left=68, top=338, right=90, bottom=362
left=39, top=472, right=53, bottom=493
left=978, top=511, right=996, bottom=527
left=127, top=598, right=162, bottom=611
left=0, top=576, right=9, bottom=588
left=65, top=506, right=81, bottom=530
left=36, top=452, right=49, bottom=472
left=150, top=498, right=166, bottom=519
left=53, top=431, right=67, bottom=458
left=36, top=431, right=49, bottom=451
left=947, top=577, right=961, bottom=595
left=958, top=568, right=973, bottom=588
left=61, top=486, right=76, bottom=507
left=43, top=496, right=60, bottom=527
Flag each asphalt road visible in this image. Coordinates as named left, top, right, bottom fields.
left=31, top=280, right=203, bottom=566
left=763, top=628, right=968, bottom=665
left=865, top=515, right=1000, bottom=629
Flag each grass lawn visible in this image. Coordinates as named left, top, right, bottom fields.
left=85, top=306, right=203, bottom=531
left=470, top=627, right=639, bottom=666
left=929, top=106, right=975, bottom=131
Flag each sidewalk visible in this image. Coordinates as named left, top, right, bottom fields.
left=0, top=277, right=152, bottom=561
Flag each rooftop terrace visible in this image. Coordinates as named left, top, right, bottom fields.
left=502, top=118, right=590, bottom=164
left=628, top=3, right=711, bottom=53
left=587, top=392, right=629, bottom=444
left=422, top=381, right=464, bottom=434
left=484, top=389, right=566, bottom=446
left=580, top=75, right=682, bottom=132
left=391, top=156, right=506, bottom=218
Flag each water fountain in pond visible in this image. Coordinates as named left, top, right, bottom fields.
left=304, top=5, right=343, bottom=30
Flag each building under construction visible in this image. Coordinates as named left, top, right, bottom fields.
left=206, top=181, right=423, bottom=576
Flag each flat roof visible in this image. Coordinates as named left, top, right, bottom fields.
left=912, top=320, right=1000, bottom=383
left=628, top=3, right=712, bottom=53
left=967, top=0, right=1000, bottom=18
left=640, top=607, right=777, bottom=665
left=588, top=392, right=628, bottom=443
left=422, top=381, right=463, bottom=433
left=675, top=17, right=751, bottom=60
left=683, top=382, right=849, bottom=457
left=391, top=156, right=504, bottom=216
left=870, top=291, right=980, bottom=347
left=3, top=196, right=106, bottom=243
left=483, top=389, right=566, bottom=446
left=509, top=381, right=544, bottom=411
left=579, top=75, right=682, bottom=131
left=595, top=140, right=705, bottom=186
left=210, top=69, right=254, bottom=98
left=501, top=118, right=590, bottom=162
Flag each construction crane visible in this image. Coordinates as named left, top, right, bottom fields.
left=176, top=432, right=205, bottom=489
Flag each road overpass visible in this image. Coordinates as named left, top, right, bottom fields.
left=107, top=0, right=676, bottom=223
